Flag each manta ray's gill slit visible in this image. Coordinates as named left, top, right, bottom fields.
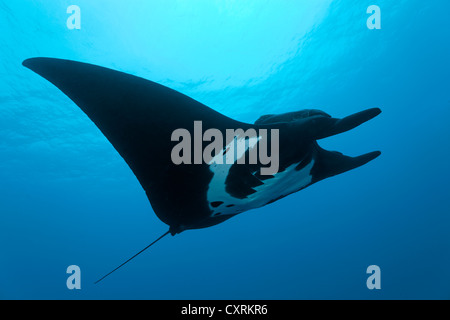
left=211, top=201, right=224, bottom=208
left=206, top=159, right=316, bottom=218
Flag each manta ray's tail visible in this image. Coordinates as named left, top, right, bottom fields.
left=94, top=230, right=171, bottom=284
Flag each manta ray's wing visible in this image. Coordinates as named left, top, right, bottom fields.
left=23, top=57, right=250, bottom=233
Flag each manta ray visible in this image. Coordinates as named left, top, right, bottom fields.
left=23, top=58, right=381, bottom=282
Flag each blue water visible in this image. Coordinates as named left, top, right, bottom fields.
left=1, top=0, right=449, bottom=299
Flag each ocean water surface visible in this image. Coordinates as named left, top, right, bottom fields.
left=0, top=0, right=449, bottom=299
